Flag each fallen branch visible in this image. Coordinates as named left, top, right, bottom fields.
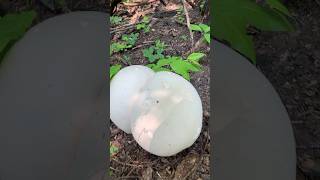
left=181, top=0, right=194, bottom=46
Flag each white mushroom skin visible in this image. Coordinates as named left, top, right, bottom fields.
left=130, top=71, right=203, bottom=157
left=110, top=65, right=155, bottom=133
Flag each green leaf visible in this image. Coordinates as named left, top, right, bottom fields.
left=0, top=11, right=37, bottom=60
left=143, top=47, right=157, bottom=62
left=110, top=16, right=123, bottom=25
left=212, top=0, right=294, bottom=62
left=204, top=33, right=210, bottom=44
left=157, top=58, right=172, bottom=67
left=170, top=60, right=199, bottom=80
left=266, top=0, right=290, bottom=16
left=199, top=23, right=210, bottom=33
left=190, top=24, right=202, bottom=32
left=187, top=52, right=206, bottom=62
left=110, top=42, right=127, bottom=54
left=136, top=23, right=145, bottom=30
left=121, top=33, right=139, bottom=47
left=110, top=65, right=122, bottom=80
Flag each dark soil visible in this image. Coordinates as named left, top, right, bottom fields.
left=254, top=0, right=320, bottom=179
left=110, top=1, right=210, bottom=179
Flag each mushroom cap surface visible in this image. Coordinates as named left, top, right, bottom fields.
left=110, top=65, right=155, bottom=133
left=130, top=71, right=203, bottom=156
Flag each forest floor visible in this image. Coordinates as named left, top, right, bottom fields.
left=110, top=1, right=210, bottom=179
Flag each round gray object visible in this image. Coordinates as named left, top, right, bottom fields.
left=212, top=41, right=296, bottom=180
left=0, top=12, right=107, bottom=180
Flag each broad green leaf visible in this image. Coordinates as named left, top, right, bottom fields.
left=204, top=33, right=210, bottom=44
left=190, top=24, right=202, bottom=32
left=157, top=58, right=172, bottom=67
left=0, top=11, right=37, bottom=60
left=199, top=23, right=210, bottom=33
left=110, top=65, right=122, bottom=79
left=143, top=47, right=157, bottom=62
left=187, top=52, right=206, bottom=62
left=266, top=0, right=290, bottom=16
left=212, top=0, right=294, bottom=62
left=170, top=60, right=199, bottom=80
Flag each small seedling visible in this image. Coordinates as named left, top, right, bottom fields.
left=136, top=16, right=151, bottom=33
left=110, top=42, right=127, bottom=55
left=190, top=23, right=210, bottom=44
left=143, top=40, right=166, bottom=63
left=110, top=33, right=140, bottom=55
left=121, top=33, right=139, bottom=48
left=110, top=64, right=122, bottom=79
left=176, top=6, right=185, bottom=24
left=110, top=16, right=123, bottom=25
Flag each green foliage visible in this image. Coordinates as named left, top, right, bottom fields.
left=110, top=64, right=122, bottom=79
left=147, top=52, right=206, bottom=80
left=110, top=16, right=123, bottom=25
left=110, top=42, right=127, bottom=55
left=0, top=11, right=37, bottom=61
left=176, top=6, right=185, bottom=24
left=121, top=33, right=139, bottom=48
left=143, top=40, right=166, bottom=63
left=136, top=16, right=151, bottom=33
left=110, top=143, right=119, bottom=156
left=190, top=23, right=210, bottom=44
left=110, top=33, right=139, bottom=55
left=212, top=0, right=294, bottom=63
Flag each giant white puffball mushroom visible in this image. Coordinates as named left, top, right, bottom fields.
left=110, top=65, right=155, bottom=133
left=110, top=65, right=203, bottom=156
left=130, top=71, right=203, bottom=156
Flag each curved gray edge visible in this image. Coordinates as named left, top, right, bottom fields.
left=211, top=41, right=296, bottom=180
left=0, top=12, right=108, bottom=180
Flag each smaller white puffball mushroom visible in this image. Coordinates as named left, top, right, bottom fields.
left=110, top=65, right=155, bottom=133
left=130, top=71, right=203, bottom=157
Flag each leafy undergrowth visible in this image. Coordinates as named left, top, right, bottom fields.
left=110, top=0, right=210, bottom=179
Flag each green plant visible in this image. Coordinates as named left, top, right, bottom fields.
left=136, top=16, right=151, bottom=33
left=110, top=64, right=122, bottom=79
left=110, top=142, right=119, bottom=156
left=212, top=0, right=294, bottom=63
left=176, top=6, right=185, bottom=24
left=121, top=33, right=139, bottom=48
left=147, top=52, right=206, bottom=80
left=0, top=10, right=37, bottom=61
left=110, top=42, right=127, bottom=55
left=110, top=16, right=123, bottom=25
left=143, top=40, right=166, bottom=63
left=190, top=23, right=210, bottom=44
left=122, top=54, right=131, bottom=64
left=110, top=32, right=139, bottom=55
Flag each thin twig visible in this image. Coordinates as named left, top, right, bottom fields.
left=112, top=158, right=144, bottom=167
left=132, top=41, right=154, bottom=50
left=122, top=0, right=158, bottom=6
left=181, top=0, right=194, bottom=46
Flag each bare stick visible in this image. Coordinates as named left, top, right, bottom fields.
left=181, top=0, right=194, bottom=46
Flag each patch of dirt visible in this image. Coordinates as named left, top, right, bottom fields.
left=254, top=0, right=320, bottom=179
left=110, top=1, right=210, bottom=179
